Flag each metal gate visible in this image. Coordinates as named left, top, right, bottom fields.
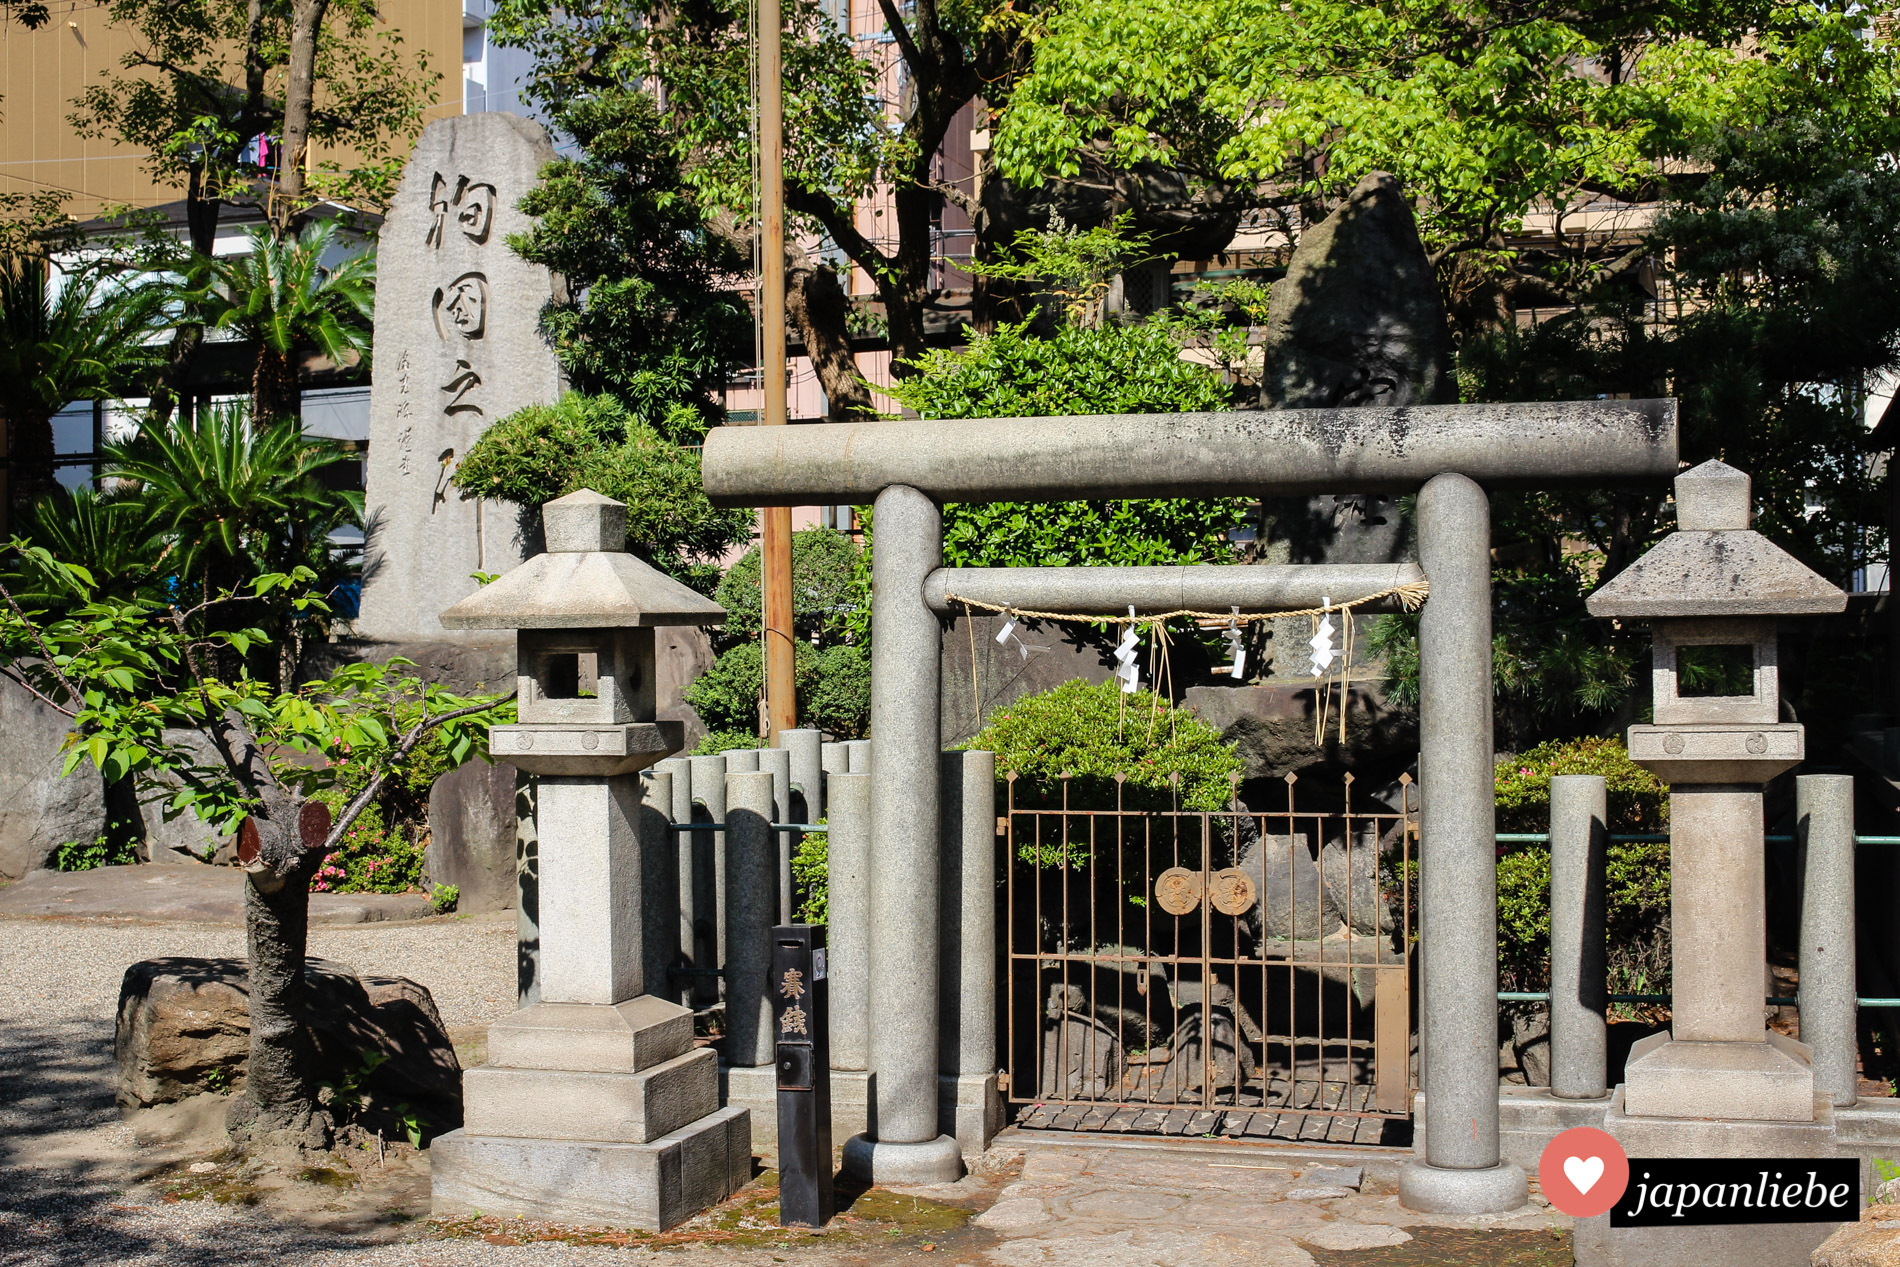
left=1002, top=770, right=1415, bottom=1145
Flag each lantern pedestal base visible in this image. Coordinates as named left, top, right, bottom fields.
left=1623, top=1031, right=1817, bottom=1123
left=462, top=1048, right=718, bottom=1143
left=429, top=1107, right=752, bottom=1230
left=435, top=998, right=751, bottom=1230
left=1571, top=1088, right=1842, bottom=1267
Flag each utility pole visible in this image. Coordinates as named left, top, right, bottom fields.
left=759, top=0, right=796, bottom=745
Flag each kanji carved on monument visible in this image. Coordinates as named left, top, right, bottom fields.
left=359, top=113, right=565, bottom=641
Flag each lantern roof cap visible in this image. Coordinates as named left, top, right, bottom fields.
left=1585, top=461, right=1844, bottom=619
left=438, top=489, right=726, bottom=630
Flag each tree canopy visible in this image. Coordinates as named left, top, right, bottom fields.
left=70, top=0, right=436, bottom=251
left=997, top=0, right=1900, bottom=321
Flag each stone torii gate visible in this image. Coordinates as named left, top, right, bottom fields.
left=701, top=399, right=1678, bottom=1213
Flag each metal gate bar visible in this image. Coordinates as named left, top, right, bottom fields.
left=1003, top=770, right=1415, bottom=1143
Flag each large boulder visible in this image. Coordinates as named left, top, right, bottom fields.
left=1260, top=171, right=1453, bottom=411
left=116, top=956, right=463, bottom=1137
left=425, top=761, right=521, bottom=913
left=1811, top=1204, right=1900, bottom=1266
left=0, top=676, right=106, bottom=879
left=1182, top=682, right=1416, bottom=783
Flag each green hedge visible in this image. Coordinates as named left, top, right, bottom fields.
left=1495, top=738, right=1671, bottom=998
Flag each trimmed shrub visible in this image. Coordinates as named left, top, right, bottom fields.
left=1495, top=736, right=1668, bottom=833
left=683, top=641, right=871, bottom=741
left=965, top=677, right=1243, bottom=813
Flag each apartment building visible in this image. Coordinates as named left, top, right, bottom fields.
left=0, top=0, right=552, bottom=496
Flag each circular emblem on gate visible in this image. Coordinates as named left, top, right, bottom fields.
left=517, top=733, right=534, bottom=749
left=1208, top=868, right=1257, bottom=916
left=1155, top=867, right=1203, bottom=916
left=1746, top=731, right=1768, bottom=754
left=583, top=731, right=601, bottom=750
left=1662, top=733, right=1685, bottom=754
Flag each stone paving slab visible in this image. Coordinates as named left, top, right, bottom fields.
left=964, top=1141, right=1571, bottom=1265
left=0, top=866, right=436, bottom=925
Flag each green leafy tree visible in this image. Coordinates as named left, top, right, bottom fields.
left=714, top=528, right=861, bottom=648
left=1, top=0, right=49, bottom=28
left=487, top=0, right=1038, bottom=407
left=995, top=0, right=1836, bottom=319
left=967, top=214, right=1155, bottom=328
left=70, top=0, right=432, bottom=422
left=1314, top=6, right=1900, bottom=738
left=506, top=91, right=751, bottom=436
left=0, top=553, right=510, bottom=1145
left=883, top=318, right=1250, bottom=572
left=690, top=529, right=870, bottom=741
left=683, top=640, right=871, bottom=742
left=452, top=392, right=752, bottom=593
left=174, top=221, right=374, bottom=426
left=0, top=192, right=82, bottom=257
left=0, top=255, right=169, bottom=512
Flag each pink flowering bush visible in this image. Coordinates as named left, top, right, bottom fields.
left=309, top=800, right=425, bottom=895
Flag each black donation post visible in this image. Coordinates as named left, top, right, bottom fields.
left=1611, top=1159, right=1857, bottom=1227
left=773, top=924, right=835, bottom=1228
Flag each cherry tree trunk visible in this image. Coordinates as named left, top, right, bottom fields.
left=226, top=790, right=332, bottom=1146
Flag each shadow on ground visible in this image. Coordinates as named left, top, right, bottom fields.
left=0, top=1015, right=429, bottom=1266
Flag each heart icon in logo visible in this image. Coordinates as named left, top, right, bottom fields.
left=1540, top=1127, right=1628, bottom=1217
left=1564, top=1155, right=1605, bottom=1194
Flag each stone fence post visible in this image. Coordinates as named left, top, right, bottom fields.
left=1799, top=774, right=1857, bottom=1108
left=1549, top=774, right=1608, bottom=1099
left=724, top=771, right=777, bottom=1069
left=828, top=772, right=872, bottom=1072
left=688, top=754, right=728, bottom=1009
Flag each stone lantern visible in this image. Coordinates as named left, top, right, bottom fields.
left=1587, top=459, right=1845, bottom=1126
left=428, top=489, right=750, bottom=1229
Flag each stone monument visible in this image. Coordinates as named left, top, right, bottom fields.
left=1577, top=459, right=1849, bottom=1265
left=358, top=112, right=565, bottom=642
left=428, top=490, right=750, bottom=1229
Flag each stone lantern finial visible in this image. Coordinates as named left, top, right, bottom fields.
left=1673, top=458, right=1751, bottom=530
left=543, top=488, right=628, bottom=553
